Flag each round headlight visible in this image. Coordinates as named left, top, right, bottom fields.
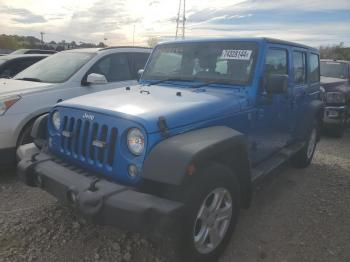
left=52, top=111, right=61, bottom=130
left=127, top=128, right=145, bottom=155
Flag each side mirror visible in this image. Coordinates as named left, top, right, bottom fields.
left=137, top=69, right=144, bottom=81
left=86, top=73, right=108, bottom=85
left=264, top=74, right=288, bottom=94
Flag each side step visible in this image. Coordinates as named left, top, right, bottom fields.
left=251, top=142, right=304, bottom=181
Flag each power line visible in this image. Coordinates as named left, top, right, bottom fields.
left=175, top=0, right=186, bottom=39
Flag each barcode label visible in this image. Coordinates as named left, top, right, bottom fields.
left=221, top=50, right=252, bottom=60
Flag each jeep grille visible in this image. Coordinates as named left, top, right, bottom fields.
left=60, top=115, right=118, bottom=167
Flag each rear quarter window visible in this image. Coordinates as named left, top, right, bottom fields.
left=293, top=51, right=307, bottom=85
left=310, top=53, right=320, bottom=83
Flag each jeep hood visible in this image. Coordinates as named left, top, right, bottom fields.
left=60, top=84, right=247, bottom=133
left=0, top=78, right=55, bottom=97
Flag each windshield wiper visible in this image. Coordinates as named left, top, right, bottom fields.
left=191, top=80, right=233, bottom=89
left=147, top=78, right=194, bottom=86
left=16, top=77, right=42, bottom=82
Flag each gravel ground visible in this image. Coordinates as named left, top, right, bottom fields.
left=0, top=131, right=349, bottom=262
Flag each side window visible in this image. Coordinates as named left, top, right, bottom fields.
left=89, top=53, right=132, bottom=82
left=1, top=61, right=21, bottom=77
left=94, top=56, right=111, bottom=77
left=310, top=53, right=320, bottom=83
left=133, top=53, right=149, bottom=72
left=293, top=51, right=307, bottom=85
left=265, top=49, right=288, bottom=75
left=109, top=54, right=132, bottom=81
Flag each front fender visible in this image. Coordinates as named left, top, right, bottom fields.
left=142, top=126, right=249, bottom=185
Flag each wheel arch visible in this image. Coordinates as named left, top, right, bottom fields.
left=15, top=108, right=50, bottom=147
left=295, top=100, right=324, bottom=142
left=142, top=126, right=253, bottom=209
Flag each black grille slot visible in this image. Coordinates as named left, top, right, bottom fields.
left=67, top=118, right=75, bottom=152
left=60, top=116, right=68, bottom=149
left=81, top=121, right=90, bottom=158
left=107, top=128, right=118, bottom=166
left=89, top=123, right=99, bottom=161
left=73, top=119, right=82, bottom=155
left=97, top=125, right=108, bottom=164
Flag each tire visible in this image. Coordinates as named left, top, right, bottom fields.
left=291, top=121, right=319, bottom=168
left=166, top=163, right=240, bottom=262
left=17, top=123, right=34, bottom=148
left=15, top=122, right=35, bottom=163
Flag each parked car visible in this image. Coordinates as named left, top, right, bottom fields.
left=0, top=54, right=49, bottom=78
left=0, top=46, right=151, bottom=165
left=18, top=38, right=323, bottom=262
left=11, top=49, right=57, bottom=55
left=320, top=59, right=350, bottom=137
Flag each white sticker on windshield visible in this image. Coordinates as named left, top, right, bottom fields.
left=221, top=50, right=252, bottom=60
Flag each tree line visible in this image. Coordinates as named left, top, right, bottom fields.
left=0, top=34, right=106, bottom=52
left=1, top=34, right=350, bottom=60
left=319, top=42, right=350, bottom=61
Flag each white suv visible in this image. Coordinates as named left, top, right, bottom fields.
left=0, top=46, right=151, bottom=165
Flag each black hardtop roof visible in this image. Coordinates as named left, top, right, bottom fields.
left=264, top=38, right=319, bottom=52
left=159, top=37, right=319, bottom=52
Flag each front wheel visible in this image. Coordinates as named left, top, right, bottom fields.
left=170, top=164, right=240, bottom=262
left=291, top=122, right=318, bottom=168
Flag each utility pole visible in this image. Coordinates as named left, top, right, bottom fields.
left=175, top=0, right=186, bottom=39
left=40, top=32, right=45, bottom=47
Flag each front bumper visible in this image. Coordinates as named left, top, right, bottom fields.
left=17, top=143, right=183, bottom=237
left=323, top=106, right=346, bottom=125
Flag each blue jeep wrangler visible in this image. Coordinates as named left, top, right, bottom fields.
left=17, top=38, right=323, bottom=262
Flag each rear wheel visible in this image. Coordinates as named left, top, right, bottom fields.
left=168, top=163, right=240, bottom=262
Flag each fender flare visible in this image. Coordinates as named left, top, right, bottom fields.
left=295, top=99, right=324, bottom=141
left=30, top=113, right=49, bottom=148
left=142, top=126, right=252, bottom=208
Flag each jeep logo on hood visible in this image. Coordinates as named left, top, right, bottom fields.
left=82, top=113, right=95, bottom=121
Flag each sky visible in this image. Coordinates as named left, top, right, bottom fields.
left=0, top=0, right=349, bottom=47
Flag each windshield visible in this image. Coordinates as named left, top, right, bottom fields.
left=14, top=52, right=95, bottom=83
left=142, top=41, right=259, bottom=86
left=321, top=61, right=349, bottom=79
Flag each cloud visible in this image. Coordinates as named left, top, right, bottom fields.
left=0, top=0, right=349, bottom=46
left=0, top=5, right=46, bottom=24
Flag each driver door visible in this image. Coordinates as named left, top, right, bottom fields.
left=250, top=46, right=291, bottom=165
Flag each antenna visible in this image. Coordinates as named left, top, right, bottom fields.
left=175, top=0, right=186, bottom=39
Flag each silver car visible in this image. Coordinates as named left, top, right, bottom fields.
left=0, top=46, right=151, bottom=165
